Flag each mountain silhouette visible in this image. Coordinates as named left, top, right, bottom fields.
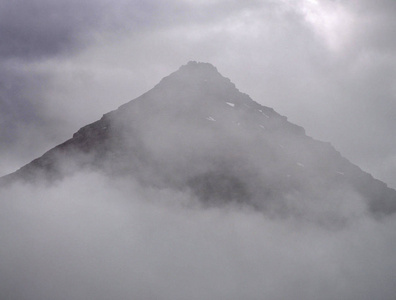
left=2, top=61, right=396, bottom=221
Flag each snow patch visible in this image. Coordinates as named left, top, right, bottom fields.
left=297, top=162, right=305, bottom=167
left=226, top=102, right=235, bottom=107
left=206, top=116, right=216, bottom=122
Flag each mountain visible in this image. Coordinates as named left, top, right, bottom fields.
left=2, top=61, right=396, bottom=221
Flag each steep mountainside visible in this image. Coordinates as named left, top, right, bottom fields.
left=2, top=61, right=396, bottom=220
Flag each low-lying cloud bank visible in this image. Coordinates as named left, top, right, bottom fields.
left=1, top=171, right=396, bottom=300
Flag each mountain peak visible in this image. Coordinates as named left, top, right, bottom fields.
left=2, top=63, right=396, bottom=219
left=153, top=61, right=237, bottom=97
left=182, top=61, right=219, bottom=72
left=156, top=61, right=227, bottom=83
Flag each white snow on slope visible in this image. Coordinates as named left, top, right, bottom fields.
left=259, top=109, right=270, bottom=118
left=226, top=102, right=235, bottom=107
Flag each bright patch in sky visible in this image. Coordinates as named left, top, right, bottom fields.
left=299, top=0, right=353, bottom=51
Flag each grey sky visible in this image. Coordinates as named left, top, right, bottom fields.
left=2, top=2, right=396, bottom=299
left=1, top=0, right=396, bottom=188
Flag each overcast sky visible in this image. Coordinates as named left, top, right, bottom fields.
left=1, top=0, right=396, bottom=188
left=2, top=2, right=396, bottom=299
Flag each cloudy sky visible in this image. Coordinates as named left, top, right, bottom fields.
left=1, top=0, right=396, bottom=189
left=2, top=1, right=396, bottom=299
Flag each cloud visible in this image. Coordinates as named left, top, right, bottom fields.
left=0, top=0, right=241, bottom=174
left=0, top=0, right=101, bottom=60
left=1, top=171, right=396, bottom=300
left=2, top=2, right=396, bottom=298
left=0, top=0, right=251, bottom=61
left=344, top=0, right=396, bottom=54
left=2, top=0, right=396, bottom=185
left=1, top=1, right=396, bottom=299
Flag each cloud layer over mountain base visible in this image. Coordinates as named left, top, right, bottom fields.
left=1, top=171, right=396, bottom=300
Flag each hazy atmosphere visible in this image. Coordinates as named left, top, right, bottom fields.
left=1, top=0, right=396, bottom=187
left=1, top=1, right=396, bottom=299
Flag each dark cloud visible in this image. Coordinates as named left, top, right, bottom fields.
left=0, top=0, right=103, bottom=60
left=0, top=0, right=233, bottom=61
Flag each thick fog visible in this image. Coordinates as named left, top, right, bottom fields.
left=1, top=170, right=396, bottom=300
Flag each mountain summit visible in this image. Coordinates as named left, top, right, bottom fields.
left=2, top=61, right=396, bottom=221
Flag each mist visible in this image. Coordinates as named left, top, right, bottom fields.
left=1, top=169, right=396, bottom=300
left=2, top=61, right=396, bottom=298
left=2, top=0, right=396, bottom=299
left=1, top=0, right=396, bottom=186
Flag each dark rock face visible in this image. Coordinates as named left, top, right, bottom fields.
left=2, top=61, right=396, bottom=218
left=188, top=171, right=251, bottom=206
